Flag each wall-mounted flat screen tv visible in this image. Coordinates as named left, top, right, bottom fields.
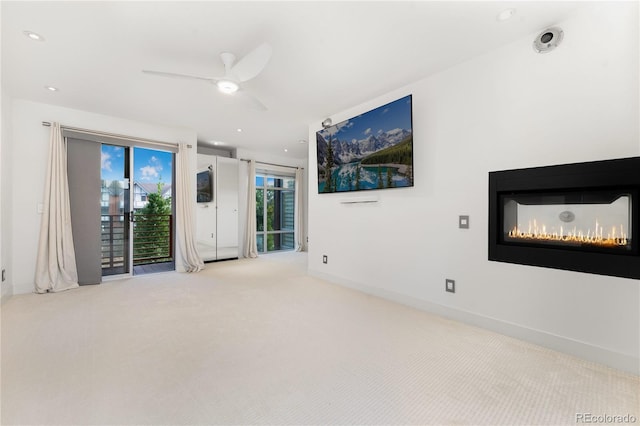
left=316, top=94, right=413, bottom=193
left=196, top=169, right=213, bottom=203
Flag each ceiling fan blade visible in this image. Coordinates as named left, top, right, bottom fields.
left=236, top=88, right=268, bottom=111
left=142, top=69, right=217, bottom=83
left=231, top=42, right=272, bottom=82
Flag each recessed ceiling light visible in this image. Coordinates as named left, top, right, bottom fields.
left=45, top=86, right=58, bottom=92
left=497, top=8, right=516, bottom=21
left=284, top=148, right=288, bottom=153
left=237, top=128, right=242, bottom=132
left=23, top=30, right=45, bottom=41
left=212, top=141, right=225, bottom=146
left=299, top=139, right=307, bottom=144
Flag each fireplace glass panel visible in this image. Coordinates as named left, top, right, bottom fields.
left=500, top=189, right=633, bottom=253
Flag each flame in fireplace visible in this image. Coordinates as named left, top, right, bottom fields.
left=507, top=219, right=629, bottom=247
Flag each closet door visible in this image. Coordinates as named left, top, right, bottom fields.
left=195, top=154, right=216, bottom=261
left=216, top=157, right=239, bottom=259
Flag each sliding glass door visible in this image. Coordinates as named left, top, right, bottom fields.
left=66, top=130, right=177, bottom=284
left=99, top=145, right=175, bottom=278
left=100, top=144, right=131, bottom=276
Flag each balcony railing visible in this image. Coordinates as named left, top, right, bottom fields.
left=101, top=213, right=173, bottom=272
left=132, top=213, right=173, bottom=265
left=101, top=214, right=128, bottom=273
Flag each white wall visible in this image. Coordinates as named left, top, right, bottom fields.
left=0, top=93, right=12, bottom=303
left=1, top=63, right=13, bottom=302
left=9, top=99, right=197, bottom=294
left=236, top=148, right=308, bottom=257
left=307, top=3, right=639, bottom=374
left=0, top=1, right=11, bottom=303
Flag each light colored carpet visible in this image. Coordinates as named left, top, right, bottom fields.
left=1, top=252, right=638, bottom=425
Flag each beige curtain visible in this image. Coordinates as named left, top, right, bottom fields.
left=175, top=143, right=204, bottom=272
left=34, top=123, right=79, bottom=293
left=243, top=160, right=258, bottom=258
left=294, top=167, right=305, bottom=252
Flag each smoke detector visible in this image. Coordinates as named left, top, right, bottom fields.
left=533, top=27, right=564, bottom=53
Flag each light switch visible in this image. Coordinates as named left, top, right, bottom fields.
left=446, top=279, right=455, bottom=293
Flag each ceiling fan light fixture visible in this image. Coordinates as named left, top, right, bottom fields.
left=217, top=80, right=239, bottom=94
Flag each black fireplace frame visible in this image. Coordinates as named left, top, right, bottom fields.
left=488, top=157, right=640, bottom=279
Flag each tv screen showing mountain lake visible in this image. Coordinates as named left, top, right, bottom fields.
left=316, top=95, right=413, bottom=193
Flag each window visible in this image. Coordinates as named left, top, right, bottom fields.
left=256, top=172, right=295, bottom=253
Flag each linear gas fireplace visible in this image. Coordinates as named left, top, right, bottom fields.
left=489, top=157, right=640, bottom=279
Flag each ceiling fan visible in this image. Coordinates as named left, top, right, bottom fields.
left=142, top=42, right=272, bottom=110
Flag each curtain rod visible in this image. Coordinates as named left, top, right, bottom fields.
left=240, top=158, right=304, bottom=170
left=41, top=121, right=192, bottom=148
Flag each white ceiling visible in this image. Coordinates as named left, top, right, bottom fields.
left=2, top=1, right=587, bottom=159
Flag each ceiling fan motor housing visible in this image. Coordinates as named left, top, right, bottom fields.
left=220, top=52, right=237, bottom=69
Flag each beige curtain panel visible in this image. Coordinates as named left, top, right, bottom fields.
left=175, top=143, right=204, bottom=272
left=34, top=123, right=80, bottom=293
left=243, top=160, right=258, bottom=258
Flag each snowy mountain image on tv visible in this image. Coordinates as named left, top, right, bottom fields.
left=316, top=95, right=413, bottom=193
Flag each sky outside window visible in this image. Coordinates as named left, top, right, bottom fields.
left=101, top=145, right=172, bottom=184
left=101, top=145, right=125, bottom=182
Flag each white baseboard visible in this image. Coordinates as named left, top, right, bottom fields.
left=309, top=270, right=639, bottom=376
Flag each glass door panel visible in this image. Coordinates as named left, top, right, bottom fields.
left=256, top=204, right=265, bottom=232
left=132, top=147, right=175, bottom=274
left=100, top=144, right=130, bottom=276
left=256, top=172, right=296, bottom=253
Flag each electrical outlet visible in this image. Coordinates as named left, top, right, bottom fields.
left=322, top=255, right=328, bottom=264
left=459, top=215, right=469, bottom=229
left=445, top=279, right=455, bottom=293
